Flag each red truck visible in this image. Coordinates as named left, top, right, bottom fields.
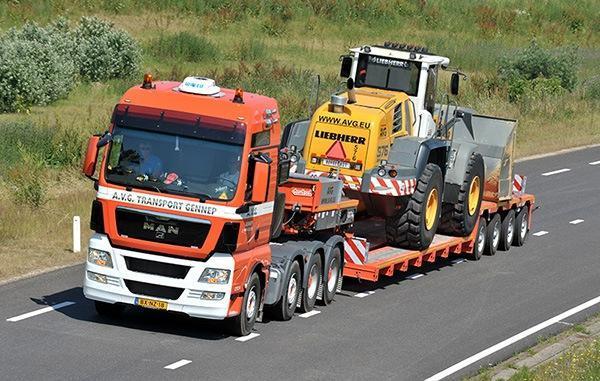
left=82, top=75, right=534, bottom=336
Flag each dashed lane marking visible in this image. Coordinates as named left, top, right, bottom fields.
left=407, top=273, right=425, bottom=280
left=589, top=160, right=600, bottom=166
left=6, top=301, right=76, bottom=322
left=425, top=294, right=600, bottom=381
left=299, top=310, right=321, bottom=318
left=451, top=258, right=466, bottom=264
left=164, top=359, right=192, bottom=370
left=354, top=291, right=375, bottom=298
left=541, top=168, right=571, bottom=176
left=533, top=231, right=549, bottom=237
left=570, top=219, right=584, bottom=225
left=235, top=333, right=260, bottom=342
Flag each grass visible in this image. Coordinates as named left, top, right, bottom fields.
left=0, top=0, right=599, bottom=280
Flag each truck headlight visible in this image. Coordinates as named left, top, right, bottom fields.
left=199, top=268, right=231, bottom=284
left=88, top=248, right=113, bottom=268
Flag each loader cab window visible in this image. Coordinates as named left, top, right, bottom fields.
left=424, top=66, right=438, bottom=115
left=355, top=54, right=421, bottom=96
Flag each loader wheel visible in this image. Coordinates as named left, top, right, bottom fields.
left=229, top=272, right=261, bottom=336
left=269, top=261, right=301, bottom=321
left=485, top=213, right=501, bottom=256
left=513, top=206, right=529, bottom=247
left=439, top=153, right=485, bottom=237
left=499, top=209, right=516, bottom=251
left=299, top=255, right=322, bottom=313
left=385, top=163, right=443, bottom=250
left=472, top=219, right=487, bottom=261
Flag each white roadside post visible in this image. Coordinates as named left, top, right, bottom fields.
left=73, top=216, right=81, bottom=253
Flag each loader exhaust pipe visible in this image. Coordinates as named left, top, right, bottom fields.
left=347, top=78, right=357, bottom=104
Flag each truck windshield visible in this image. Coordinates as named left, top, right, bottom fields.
left=104, top=105, right=245, bottom=201
left=355, top=54, right=421, bottom=96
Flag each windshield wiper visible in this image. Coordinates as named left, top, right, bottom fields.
left=162, top=188, right=213, bottom=203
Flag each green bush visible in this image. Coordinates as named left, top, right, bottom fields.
left=151, top=32, right=219, bottom=62
left=6, top=145, right=47, bottom=208
left=73, top=16, right=141, bottom=81
left=583, top=77, right=600, bottom=101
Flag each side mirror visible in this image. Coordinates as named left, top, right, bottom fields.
left=83, top=135, right=101, bottom=178
left=450, top=72, right=459, bottom=96
left=251, top=161, right=270, bottom=203
left=340, top=56, right=353, bottom=78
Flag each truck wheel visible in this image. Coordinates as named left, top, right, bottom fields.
left=322, top=247, right=341, bottom=305
left=385, top=163, right=443, bottom=250
left=513, top=206, right=529, bottom=247
left=229, top=272, right=261, bottom=336
left=300, top=255, right=322, bottom=313
left=439, top=153, right=485, bottom=237
left=472, top=219, right=487, bottom=261
left=95, top=301, right=124, bottom=317
left=499, top=209, right=516, bottom=251
left=270, top=261, right=301, bottom=321
left=485, top=214, right=501, bottom=256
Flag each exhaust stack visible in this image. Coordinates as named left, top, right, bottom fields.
left=347, top=78, right=357, bottom=104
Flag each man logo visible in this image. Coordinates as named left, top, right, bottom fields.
left=143, top=222, right=179, bottom=239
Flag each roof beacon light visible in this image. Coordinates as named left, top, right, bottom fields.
left=142, top=73, right=154, bottom=89
left=233, top=88, right=244, bottom=104
left=179, top=77, right=221, bottom=95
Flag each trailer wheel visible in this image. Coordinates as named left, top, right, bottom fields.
left=485, top=214, right=501, bottom=256
left=385, top=163, right=443, bottom=250
left=439, top=153, right=485, bottom=237
left=513, top=206, right=529, bottom=247
left=270, top=261, right=301, bottom=321
left=322, top=247, right=341, bottom=305
left=472, top=219, right=487, bottom=261
left=499, top=209, right=516, bottom=251
left=229, top=272, right=261, bottom=336
left=300, top=255, right=322, bottom=313
left=94, top=301, right=124, bottom=317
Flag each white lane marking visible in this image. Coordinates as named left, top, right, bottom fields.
left=533, top=231, right=549, bottom=237
left=451, top=258, right=466, bottom=265
left=164, top=359, right=192, bottom=370
left=354, top=291, right=375, bottom=298
left=407, top=273, right=425, bottom=280
left=6, top=301, right=76, bottom=322
left=541, top=168, right=570, bottom=176
left=570, top=219, right=584, bottom=225
left=299, top=310, right=321, bottom=318
left=424, top=295, right=600, bottom=381
left=235, top=332, right=260, bottom=342
left=589, top=160, right=600, bottom=166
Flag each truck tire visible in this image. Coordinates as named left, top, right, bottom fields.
left=300, top=255, right=322, bottom=313
left=513, top=206, right=529, bottom=247
left=439, top=153, right=485, bottom=237
left=270, top=261, right=301, bottom=321
left=229, top=272, right=261, bottom=336
left=322, top=247, right=341, bottom=305
left=499, top=209, right=516, bottom=251
left=485, top=213, right=501, bottom=256
left=385, top=163, right=443, bottom=250
left=472, top=219, right=487, bottom=261
left=95, top=300, right=124, bottom=317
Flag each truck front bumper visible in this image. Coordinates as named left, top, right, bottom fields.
left=83, top=234, right=234, bottom=320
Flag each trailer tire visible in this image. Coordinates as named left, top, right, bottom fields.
left=385, top=163, right=443, bottom=250
left=270, top=261, right=301, bottom=321
left=439, top=153, right=485, bottom=237
left=322, top=247, right=341, bottom=305
left=513, top=206, right=529, bottom=247
left=229, top=272, right=261, bottom=337
left=300, top=255, right=322, bottom=313
left=472, top=219, right=487, bottom=261
left=95, top=301, right=124, bottom=317
left=485, top=214, right=501, bottom=256
left=499, top=209, right=516, bottom=251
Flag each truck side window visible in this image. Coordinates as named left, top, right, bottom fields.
left=424, top=66, right=438, bottom=115
left=392, top=104, right=403, bottom=134
left=251, top=131, right=270, bottom=147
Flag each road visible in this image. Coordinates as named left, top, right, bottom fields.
left=1, top=147, right=599, bottom=381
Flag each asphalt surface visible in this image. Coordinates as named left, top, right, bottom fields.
left=1, top=147, right=599, bottom=381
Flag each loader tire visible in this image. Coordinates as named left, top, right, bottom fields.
left=439, top=153, right=484, bottom=237
left=385, top=163, right=443, bottom=250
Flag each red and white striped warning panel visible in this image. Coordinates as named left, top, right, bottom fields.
left=513, top=174, right=527, bottom=196
left=344, top=236, right=369, bottom=265
left=368, top=177, right=416, bottom=196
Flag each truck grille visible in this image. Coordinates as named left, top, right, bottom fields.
left=115, top=208, right=210, bottom=248
left=124, top=280, right=184, bottom=300
left=124, top=257, right=190, bottom=279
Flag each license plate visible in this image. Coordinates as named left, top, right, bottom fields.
left=135, top=297, right=168, bottom=310
left=322, top=159, right=351, bottom=169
